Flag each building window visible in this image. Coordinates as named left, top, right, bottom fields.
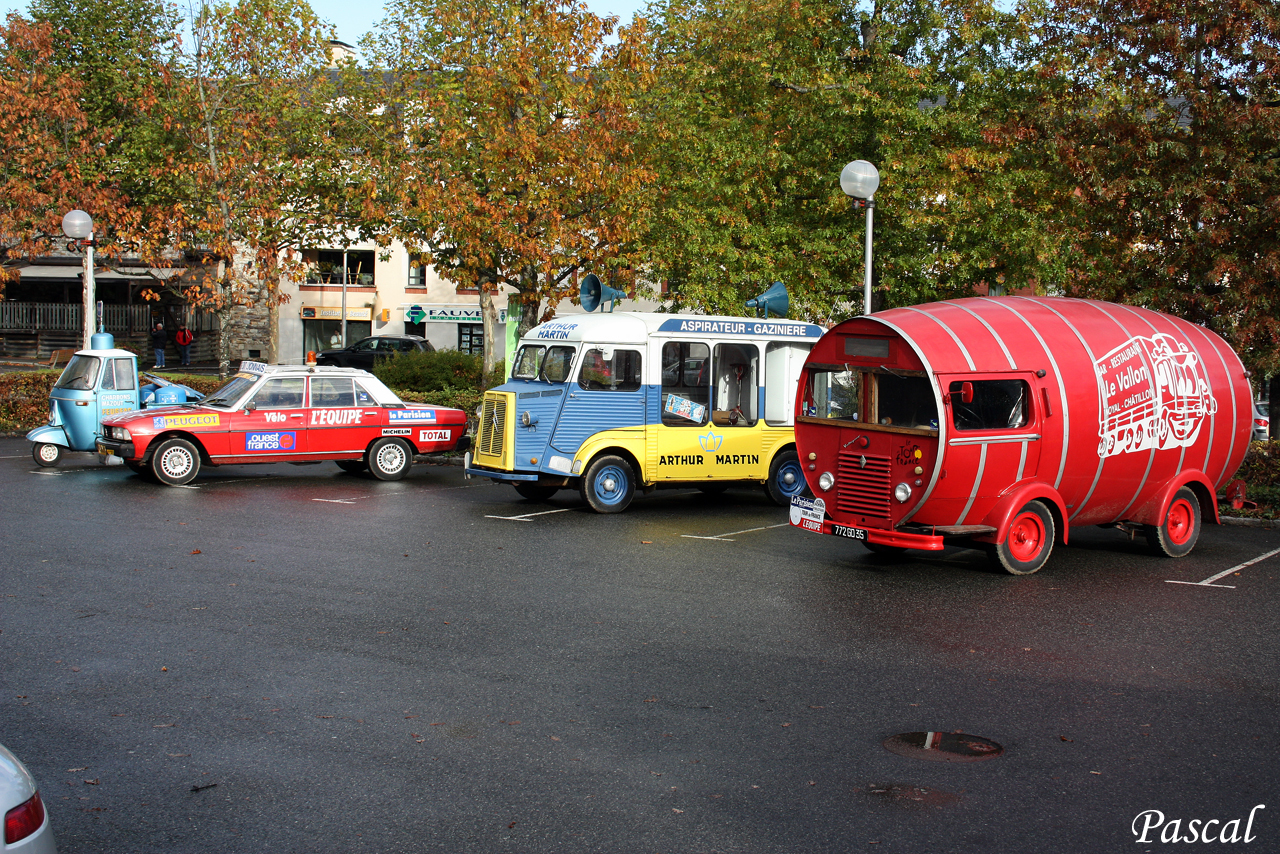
left=304, top=249, right=376, bottom=286
left=458, top=324, right=483, bottom=355
left=408, top=255, right=429, bottom=289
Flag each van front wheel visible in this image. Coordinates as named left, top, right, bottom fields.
left=764, top=449, right=809, bottom=506
left=580, top=455, right=635, bottom=513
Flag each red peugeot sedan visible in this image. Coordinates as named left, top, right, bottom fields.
left=96, top=361, right=469, bottom=485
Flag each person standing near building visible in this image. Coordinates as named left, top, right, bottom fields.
left=175, top=322, right=194, bottom=367
left=151, top=322, right=167, bottom=368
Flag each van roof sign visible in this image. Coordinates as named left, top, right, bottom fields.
left=656, top=318, right=823, bottom=338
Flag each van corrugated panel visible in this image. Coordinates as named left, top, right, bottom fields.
left=835, top=450, right=891, bottom=519
left=551, top=393, right=647, bottom=453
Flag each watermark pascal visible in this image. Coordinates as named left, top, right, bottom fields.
left=1133, top=805, right=1264, bottom=844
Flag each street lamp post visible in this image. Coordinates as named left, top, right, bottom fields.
left=840, top=160, right=880, bottom=315
left=62, top=210, right=95, bottom=348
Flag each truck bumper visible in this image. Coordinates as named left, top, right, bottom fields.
left=792, top=518, right=947, bottom=551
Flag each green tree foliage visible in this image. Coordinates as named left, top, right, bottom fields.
left=637, top=0, right=1067, bottom=320
left=1026, top=0, right=1280, bottom=372
left=353, top=0, right=653, bottom=374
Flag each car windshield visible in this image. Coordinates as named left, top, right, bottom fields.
left=54, top=355, right=100, bottom=390
left=202, top=373, right=259, bottom=407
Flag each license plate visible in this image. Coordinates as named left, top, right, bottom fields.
left=831, top=524, right=866, bottom=540
left=97, top=443, right=114, bottom=456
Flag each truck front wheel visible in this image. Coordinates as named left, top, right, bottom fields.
left=580, top=455, right=635, bottom=513
left=32, top=442, right=62, bottom=467
left=1146, top=486, right=1201, bottom=558
left=989, top=500, right=1055, bottom=575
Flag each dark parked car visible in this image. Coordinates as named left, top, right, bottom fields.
left=316, top=335, right=435, bottom=370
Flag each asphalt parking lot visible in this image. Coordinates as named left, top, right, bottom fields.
left=2, top=439, right=1279, bottom=852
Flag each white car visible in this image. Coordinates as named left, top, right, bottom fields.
left=1, top=742, right=56, bottom=853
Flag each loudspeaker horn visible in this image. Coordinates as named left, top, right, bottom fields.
left=580, top=273, right=628, bottom=313
left=745, top=281, right=789, bottom=318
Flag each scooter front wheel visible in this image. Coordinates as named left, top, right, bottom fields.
left=32, top=442, right=62, bottom=467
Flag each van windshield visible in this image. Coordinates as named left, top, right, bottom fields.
left=512, top=345, right=577, bottom=383
left=54, top=355, right=100, bottom=390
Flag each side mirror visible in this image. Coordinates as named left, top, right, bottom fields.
left=960, top=381, right=974, bottom=404
left=245, top=401, right=257, bottom=413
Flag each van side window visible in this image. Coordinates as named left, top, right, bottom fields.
left=711, top=343, right=758, bottom=427
left=950, top=379, right=1029, bottom=430
left=661, top=342, right=710, bottom=425
left=578, top=348, right=641, bottom=392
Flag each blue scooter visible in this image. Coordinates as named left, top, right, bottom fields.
left=26, top=330, right=204, bottom=467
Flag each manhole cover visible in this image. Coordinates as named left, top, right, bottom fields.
left=882, top=731, right=1003, bottom=762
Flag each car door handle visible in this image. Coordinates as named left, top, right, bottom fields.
left=289, top=413, right=304, bottom=418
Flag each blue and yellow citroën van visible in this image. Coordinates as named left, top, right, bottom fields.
left=465, top=307, right=824, bottom=512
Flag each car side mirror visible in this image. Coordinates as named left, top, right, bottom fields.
left=245, top=401, right=257, bottom=412
left=959, top=381, right=974, bottom=404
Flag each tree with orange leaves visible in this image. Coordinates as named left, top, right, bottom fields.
left=353, top=0, right=654, bottom=375
left=0, top=16, right=122, bottom=293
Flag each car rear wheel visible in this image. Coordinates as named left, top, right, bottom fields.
left=151, top=438, right=201, bottom=486
left=1146, top=486, right=1201, bottom=557
left=989, top=500, right=1055, bottom=575
left=368, top=438, right=411, bottom=481
left=580, top=455, right=635, bottom=513
left=32, top=442, right=61, bottom=467
left=514, top=482, right=559, bottom=501
left=764, top=449, right=809, bottom=506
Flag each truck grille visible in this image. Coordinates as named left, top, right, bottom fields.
left=478, top=394, right=507, bottom=458
left=835, top=451, right=891, bottom=519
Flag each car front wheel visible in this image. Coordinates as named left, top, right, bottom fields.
left=368, top=438, right=411, bottom=481
left=151, top=438, right=201, bottom=486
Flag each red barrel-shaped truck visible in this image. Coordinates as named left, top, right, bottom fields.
left=789, top=297, right=1252, bottom=574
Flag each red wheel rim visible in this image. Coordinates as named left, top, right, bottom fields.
left=1008, top=511, right=1046, bottom=563
left=1166, top=498, right=1195, bottom=545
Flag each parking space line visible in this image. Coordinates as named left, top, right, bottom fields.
left=1165, top=545, right=1280, bottom=589
left=486, top=508, right=573, bottom=522
left=681, top=522, right=789, bottom=542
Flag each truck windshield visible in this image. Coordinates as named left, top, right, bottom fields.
left=202, top=373, right=259, bottom=407
left=805, top=367, right=938, bottom=431
left=54, top=355, right=100, bottom=390
left=512, top=345, right=576, bottom=382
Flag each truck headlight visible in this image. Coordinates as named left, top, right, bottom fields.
left=894, top=482, right=912, bottom=503
left=818, top=471, right=835, bottom=492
